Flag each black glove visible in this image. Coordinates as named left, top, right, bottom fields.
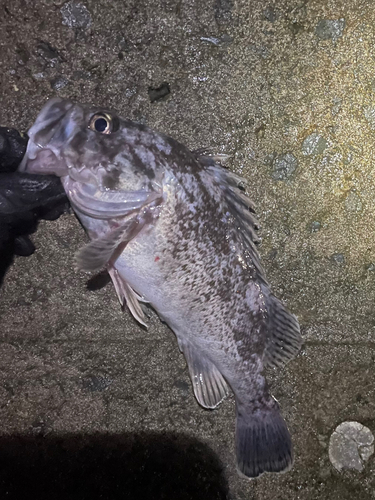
left=0, top=127, right=69, bottom=285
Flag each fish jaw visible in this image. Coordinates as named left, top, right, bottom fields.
left=19, top=97, right=83, bottom=177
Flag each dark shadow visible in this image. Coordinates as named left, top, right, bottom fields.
left=0, top=432, right=229, bottom=500
left=86, top=269, right=112, bottom=290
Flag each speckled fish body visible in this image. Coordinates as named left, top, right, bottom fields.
left=19, top=98, right=302, bottom=478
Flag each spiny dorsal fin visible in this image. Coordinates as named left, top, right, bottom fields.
left=199, top=159, right=265, bottom=281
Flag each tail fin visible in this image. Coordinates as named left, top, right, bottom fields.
left=235, top=399, right=293, bottom=478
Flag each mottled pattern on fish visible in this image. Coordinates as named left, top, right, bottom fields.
left=19, top=98, right=302, bottom=478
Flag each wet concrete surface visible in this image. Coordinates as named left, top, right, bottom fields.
left=1, top=0, right=375, bottom=498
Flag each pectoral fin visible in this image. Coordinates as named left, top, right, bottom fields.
left=75, top=217, right=141, bottom=272
left=74, top=187, right=163, bottom=272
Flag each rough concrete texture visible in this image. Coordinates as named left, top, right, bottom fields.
left=1, top=0, right=375, bottom=498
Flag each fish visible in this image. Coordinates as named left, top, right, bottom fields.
left=19, top=97, right=302, bottom=478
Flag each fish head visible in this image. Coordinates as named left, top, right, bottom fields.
left=19, top=98, right=172, bottom=217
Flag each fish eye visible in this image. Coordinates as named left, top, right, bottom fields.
left=89, top=113, right=115, bottom=134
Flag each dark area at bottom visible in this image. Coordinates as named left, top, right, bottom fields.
left=0, top=431, right=229, bottom=500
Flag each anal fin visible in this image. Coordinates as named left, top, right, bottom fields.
left=108, top=267, right=147, bottom=327
left=182, top=343, right=229, bottom=409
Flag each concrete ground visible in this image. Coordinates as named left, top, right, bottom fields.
left=1, top=0, right=375, bottom=498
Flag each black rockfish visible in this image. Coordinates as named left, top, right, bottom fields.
left=19, top=98, right=302, bottom=478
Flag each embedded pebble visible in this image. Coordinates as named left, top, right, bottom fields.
left=32, top=72, right=46, bottom=81
left=331, top=97, right=342, bottom=116
left=331, top=253, right=345, bottom=265
left=302, top=133, right=327, bottom=156
left=329, top=421, right=374, bottom=472
left=200, top=34, right=233, bottom=46
left=61, top=1, right=92, bottom=29
left=214, top=0, right=233, bottom=25
left=309, top=221, right=321, bottom=233
left=271, top=153, right=298, bottom=181
left=72, top=70, right=91, bottom=81
left=50, top=75, right=68, bottom=91
left=36, top=41, right=63, bottom=67
left=42, top=0, right=66, bottom=5
left=345, top=191, right=362, bottom=212
left=82, top=375, right=112, bottom=392
left=263, top=6, right=277, bottom=23
left=315, top=19, right=345, bottom=42
left=364, top=106, right=375, bottom=130
left=148, top=83, right=170, bottom=102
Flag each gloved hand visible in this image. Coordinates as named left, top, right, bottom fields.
left=0, top=127, right=68, bottom=285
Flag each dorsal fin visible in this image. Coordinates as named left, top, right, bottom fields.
left=197, top=156, right=266, bottom=281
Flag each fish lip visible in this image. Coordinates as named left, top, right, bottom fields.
left=18, top=97, right=79, bottom=176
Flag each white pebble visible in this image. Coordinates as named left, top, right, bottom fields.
left=329, top=421, right=374, bottom=472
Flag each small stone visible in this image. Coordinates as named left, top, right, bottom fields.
left=302, top=133, right=327, bottom=156
left=289, top=22, right=304, bottom=36
left=345, top=191, right=362, bottom=212
left=200, top=34, right=233, bottom=46
left=364, top=106, right=375, bottom=130
left=343, top=153, right=353, bottom=165
left=331, top=253, right=345, bottom=265
left=249, top=43, right=269, bottom=59
left=266, top=249, right=277, bottom=261
left=271, top=153, right=298, bottom=181
left=36, top=42, right=60, bottom=60
left=125, top=87, right=137, bottom=98
left=148, top=82, right=170, bottom=102
left=264, top=153, right=276, bottom=166
left=315, top=19, right=345, bottom=42
left=118, top=37, right=130, bottom=52
left=36, top=41, right=64, bottom=67
left=16, top=44, right=30, bottom=65
left=309, top=221, right=321, bottom=232
left=263, top=6, right=277, bottom=23
left=50, top=75, right=68, bottom=91
left=214, top=0, right=233, bottom=25
left=42, top=0, right=66, bottom=5
left=72, top=70, right=91, bottom=80
left=329, top=421, right=374, bottom=472
left=61, top=1, right=92, bottom=29
left=32, top=72, right=46, bottom=81
left=82, top=375, right=112, bottom=392
left=331, top=97, right=342, bottom=116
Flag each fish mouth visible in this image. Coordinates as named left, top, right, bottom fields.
left=20, top=146, right=101, bottom=191
left=19, top=147, right=70, bottom=177
left=18, top=97, right=82, bottom=178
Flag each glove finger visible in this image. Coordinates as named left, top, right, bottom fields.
left=14, top=235, right=35, bottom=256
left=0, top=128, right=28, bottom=173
